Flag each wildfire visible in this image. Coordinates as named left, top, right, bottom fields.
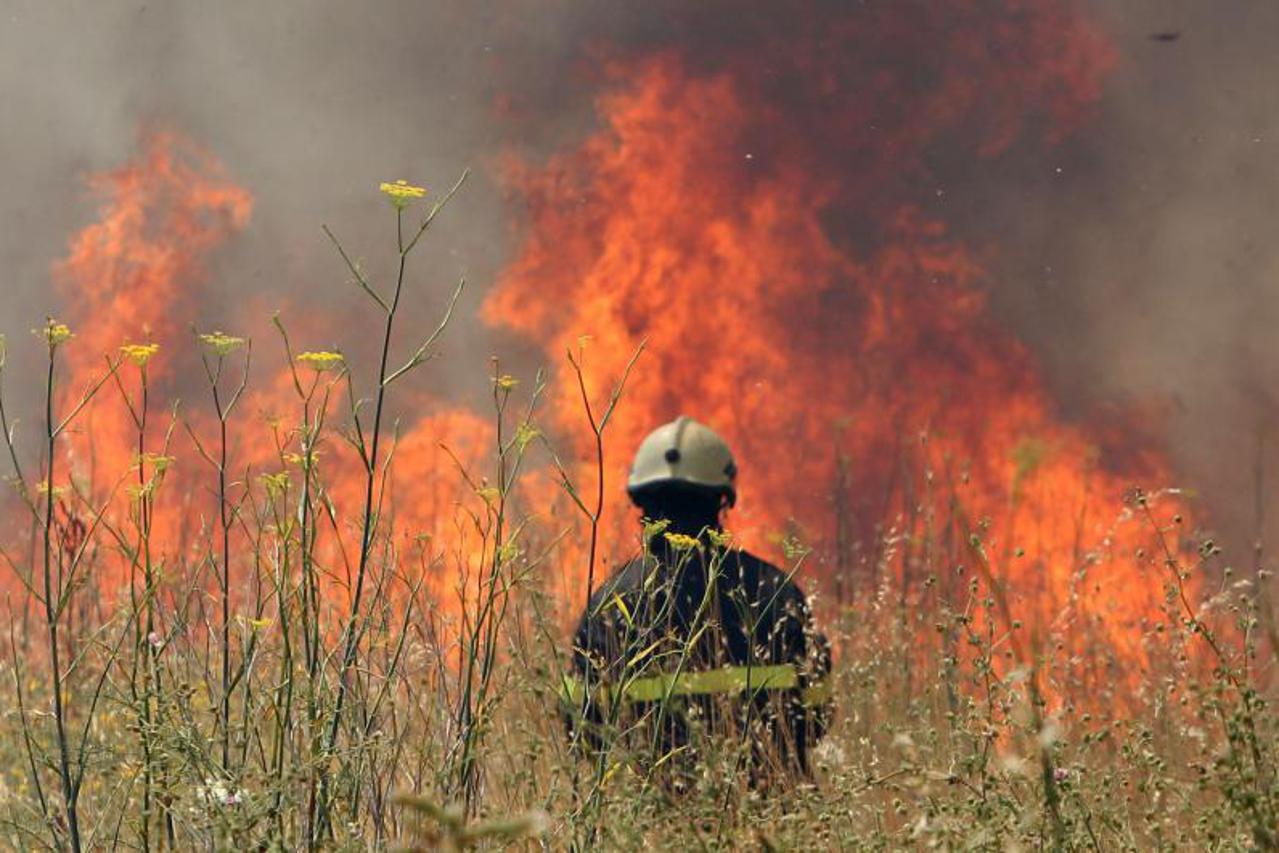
left=47, top=132, right=492, bottom=611
left=484, top=4, right=1190, bottom=684
left=25, top=2, right=1203, bottom=697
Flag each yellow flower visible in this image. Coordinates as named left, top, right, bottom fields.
left=296, top=351, right=345, bottom=372
left=493, top=374, right=519, bottom=391
left=706, top=528, right=734, bottom=548
left=379, top=179, right=427, bottom=209
left=663, top=532, right=700, bottom=552
left=137, top=453, right=176, bottom=473
left=514, top=422, right=540, bottom=453
left=120, top=342, right=159, bottom=367
left=36, top=480, right=68, bottom=499
left=127, top=482, right=156, bottom=501
left=199, top=331, right=245, bottom=357
left=496, top=540, right=521, bottom=564
left=258, top=471, right=290, bottom=499
left=35, top=320, right=73, bottom=347
left=642, top=517, right=671, bottom=540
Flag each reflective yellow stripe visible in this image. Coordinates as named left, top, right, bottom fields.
left=627, top=663, right=797, bottom=701
left=561, top=664, right=830, bottom=708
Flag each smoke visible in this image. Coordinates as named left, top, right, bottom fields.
left=973, top=0, right=1279, bottom=559
left=1, top=0, right=1277, bottom=559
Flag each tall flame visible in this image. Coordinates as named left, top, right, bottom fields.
left=30, top=2, right=1199, bottom=689
left=485, top=7, right=1183, bottom=678
left=49, top=132, right=492, bottom=609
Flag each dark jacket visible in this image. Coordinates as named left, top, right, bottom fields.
left=564, top=538, right=832, bottom=779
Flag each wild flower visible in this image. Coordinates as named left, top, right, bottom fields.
left=34, top=319, right=73, bottom=346
left=198, top=331, right=245, bottom=356
left=296, top=350, right=345, bottom=372
left=146, top=632, right=162, bottom=649
left=642, top=517, right=671, bottom=540
left=35, top=479, right=68, bottom=498
left=120, top=342, right=159, bottom=367
left=514, top=422, right=540, bottom=453
left=379, top=178, right=427, bottom=209
left=496, top=539, right=521, bottom=564
left=136, top=452, right=175, bottom=474
left=664, top=532, right=700, bottom=551
left=706, top=527, right=734, bottom=548
left=258, top=471, right=290, bottom=498
left=493, top=374, right=519, bottom=391
left=127, top=482, right=156, bottom=501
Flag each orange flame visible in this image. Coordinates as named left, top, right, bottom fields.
left=48, top=132, right=492, bottom=612
left=484, top=15, right=1185, bottom=682
left=31, top=1, right=1201, bottom=693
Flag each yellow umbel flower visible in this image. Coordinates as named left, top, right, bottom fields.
left=706, top=528, right=734, bottom=548
left=120, top=343, right=159, bottom=367
left=296, top=351, right=345, bottom=372
left=36, top=480, right=68, bottom=499
left=663, top=532, right=701, bottom=552
left=35, top=320, right=73, bottom=347
left=199, top=331, right=245, bottom=357
left=136, top=453, right=176, bottom=473
left=258, top=471, right=290, bottom=499
left=514, top=422, right=540, bottom=453
left=379, top=179, right=427, bottom=209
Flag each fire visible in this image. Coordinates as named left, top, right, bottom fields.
left=28, top=2, right=1201, bottom=692
left=52, top=131, right=252, bottom=590
left=484, top=6, right=1187, bottom=681
left=47, top=132, right=492, bottom=611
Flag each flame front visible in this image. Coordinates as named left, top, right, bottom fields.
left=27, top=3, right=1199, bottom=695
left=47, top=132, right=493, bottom=613
left=485, top=8, right=1186, bottom=683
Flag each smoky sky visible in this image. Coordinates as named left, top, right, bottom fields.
left=1, top=1, right=1277, bottom=558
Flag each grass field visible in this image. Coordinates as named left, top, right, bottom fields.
left=0, top=187, right=1275, bottom=852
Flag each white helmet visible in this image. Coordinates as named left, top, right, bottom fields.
left=627, top=416, right=738, bottom=506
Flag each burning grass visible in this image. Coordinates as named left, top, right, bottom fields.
left=0, top=162, right=1274, bottom=851
left=0, top=4, right=1276, bottom=839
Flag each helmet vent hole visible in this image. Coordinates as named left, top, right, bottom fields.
left=664, top=448, right=681, bottom=464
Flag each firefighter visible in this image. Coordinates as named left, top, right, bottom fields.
left=563, top=416, right=832, bottom=783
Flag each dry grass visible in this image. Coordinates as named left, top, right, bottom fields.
left=0, top=190, right=1274, bottom=852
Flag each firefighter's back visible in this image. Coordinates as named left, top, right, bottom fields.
left=566, top=542, right=831, bottom=781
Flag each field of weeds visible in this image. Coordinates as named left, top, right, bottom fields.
left=0, top=183, right=1275, bottom=853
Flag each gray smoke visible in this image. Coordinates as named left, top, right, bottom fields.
left=976, top=0, right=1279, bottom=561
left=1, top=0, right=1277, bottom=562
